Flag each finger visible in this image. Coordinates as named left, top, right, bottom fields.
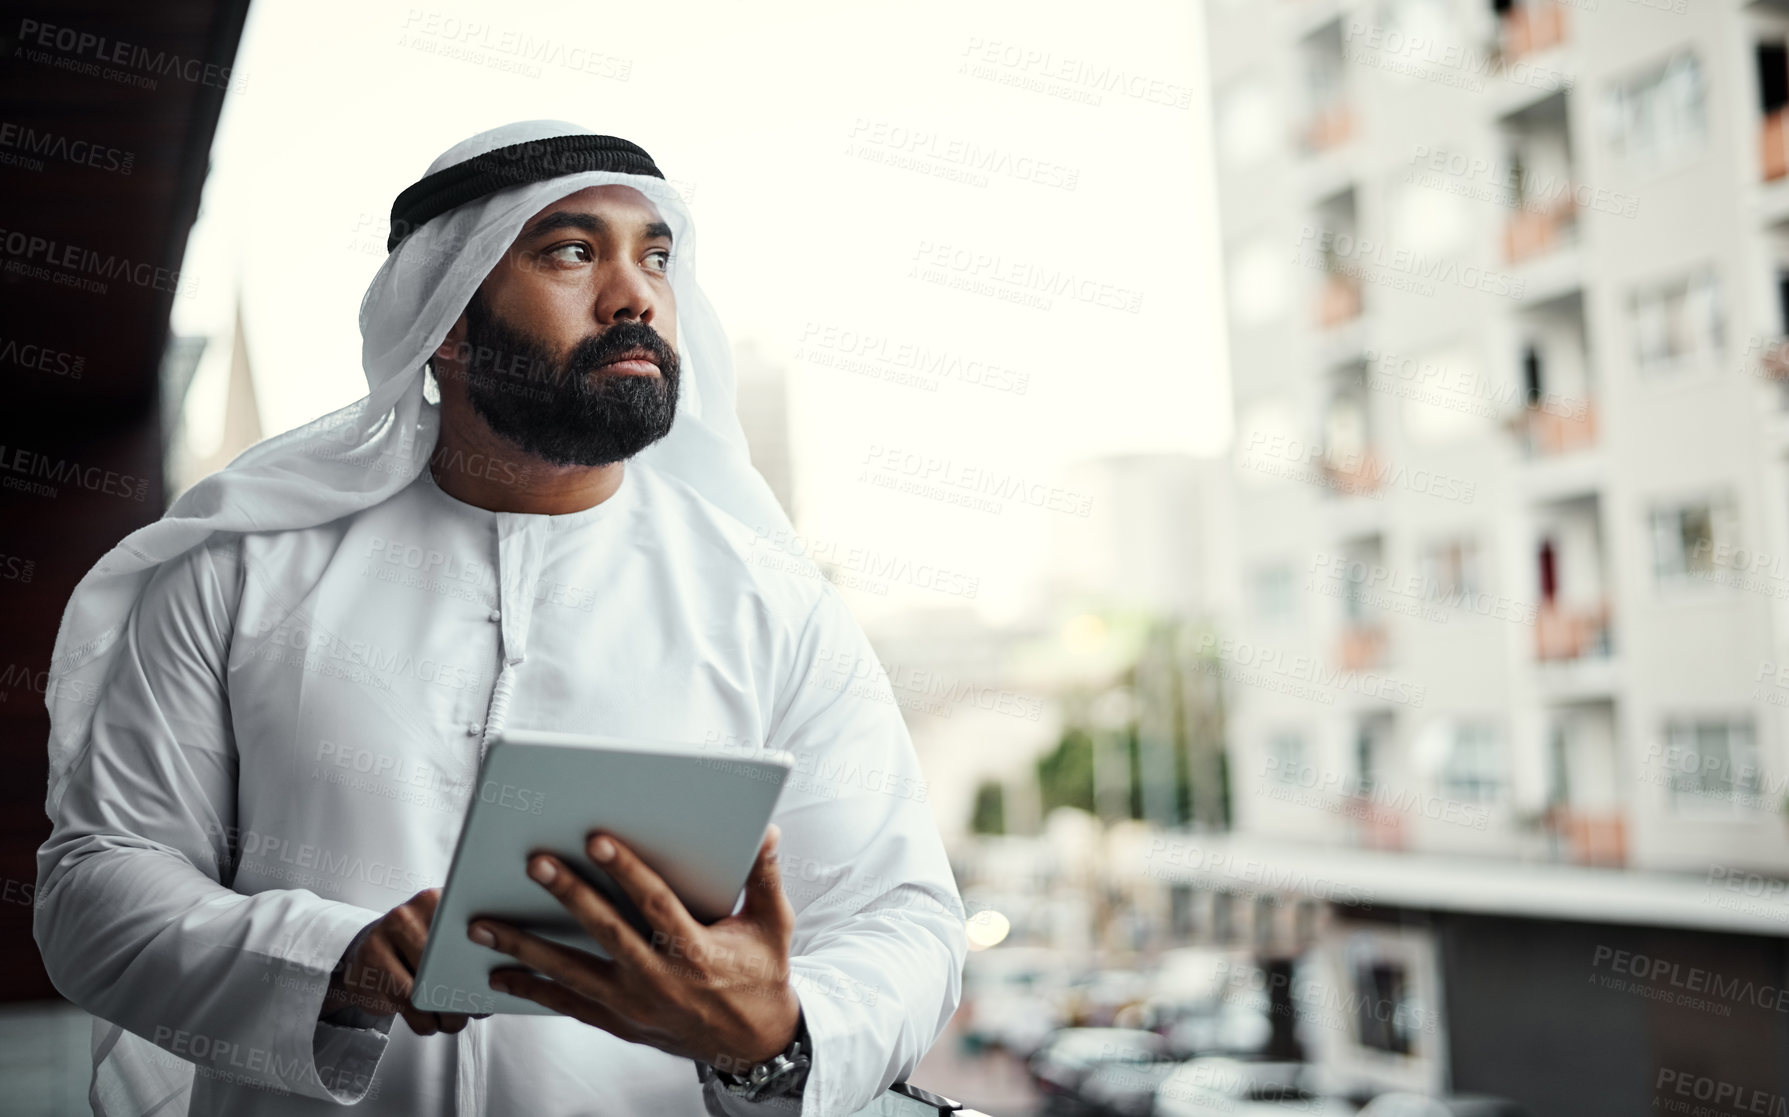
left=488, top=967, right=640, bottom=1040
left=384, top=903, right=432, bottom=971
left=585, top=834, right=704, bottom=947
left=527, top=854, right=661, bottom=970
left=472, top=919, right=623, bottom=1003
left=359, top=936, right=417, bottom=1017
left=435, top=1011, right=471, bottom=1035
left=739, top=824, right=794, bottom=935
left=399, top=1006, right=443, bottom=1037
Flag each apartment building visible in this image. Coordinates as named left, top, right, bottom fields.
left=1181, top=0, right=1789, bottom=1107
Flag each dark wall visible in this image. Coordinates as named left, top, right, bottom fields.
left=0, top=0, right=250, bottom=1001
left=1436, top=911, right=1789, bottom=1117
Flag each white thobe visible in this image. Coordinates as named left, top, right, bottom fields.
left=35, top=457, right=966, bottom=1117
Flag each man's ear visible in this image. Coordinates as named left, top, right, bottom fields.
left=435, top=313, right=469, bottom=363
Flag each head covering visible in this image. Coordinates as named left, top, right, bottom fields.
left=42, top=119, right=796, bottom=826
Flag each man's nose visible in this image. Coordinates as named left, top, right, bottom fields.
left=595, top=262, right=658, bottom=324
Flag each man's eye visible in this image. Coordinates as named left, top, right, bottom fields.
left=646, top=249, right=671, bottom=272
left=547, top=243, right=591, bottom=263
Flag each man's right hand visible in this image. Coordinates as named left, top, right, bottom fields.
left=322, top=887, right=481, bottom=1036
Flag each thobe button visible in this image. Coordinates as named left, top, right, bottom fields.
left=487, top=609, right=501, bottom=622
left=466, top=722, right=482, bottom=736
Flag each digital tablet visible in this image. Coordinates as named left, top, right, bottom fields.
left=410, top=728, right=793, bottom=1016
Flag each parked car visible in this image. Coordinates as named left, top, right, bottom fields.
left=959, top=945, right=1071, bottom=1057
left=1077, top=1057, right=1182, bottom=1117
left=1160, top=980, right=1274, bottom=1060
left=1155, top=1057, right=1357, bottom=1117
left=1028, top=1027, right=1170, bottom=1110
left=1357, top=1094, right=1532, bottom=1117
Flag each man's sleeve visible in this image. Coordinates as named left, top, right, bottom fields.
left=33, top=536, right=392, bottom=1104
left=743, top=585, right=968, bottom=1117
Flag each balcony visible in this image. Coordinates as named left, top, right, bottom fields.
left=1504, top=193, right=1579, bottom=265
left=1302, top=102, right=1355, bottom=155
left=1542, top=807, right=1626, bottom=867
left=1320, top=448, right=1383, bottom=497
left=1336, top=622, right=1388, bottom=672
left=1316, top=271, right=1362, bottom=328
left=1343, top=793, right=1406, bottom=851
left=1764, top=107, right=1789, bottom=182
left=1500, top=2, right=1567, bottom=61
left=1535, top=600, right=1610, bottom=662
left=1506, top=398, right=1596, bottom=457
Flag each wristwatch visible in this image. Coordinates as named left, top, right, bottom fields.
left=697, top=1010, right=811, bottom=1103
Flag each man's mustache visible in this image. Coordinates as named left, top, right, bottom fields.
left=563, top=322, right=678, bottom=380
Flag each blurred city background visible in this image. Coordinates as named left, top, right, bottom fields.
left=5, top=0, right=1789, bottom=1114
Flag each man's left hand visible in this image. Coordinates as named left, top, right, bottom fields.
left=469, top=824, right=801, bottom=1070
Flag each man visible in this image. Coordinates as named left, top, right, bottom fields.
left=34, top=121, right=966, bottom=1117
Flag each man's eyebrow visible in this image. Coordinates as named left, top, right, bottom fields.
left=520, top=211, right=675, bottom=244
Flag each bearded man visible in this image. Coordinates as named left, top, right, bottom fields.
left=34, top=121, right=966, bottom=1117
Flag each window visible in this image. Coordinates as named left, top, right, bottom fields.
left=1662, top=719, right=1762, bottom=813
left=1630, top=268, right=1724, bottom=375
left=1440, top=723, right=1502, bottom=803
left=1650, top=496, right=1739, bottom=583
left=1420, top=538, right=1483, bottom=605
left=1602, top=52, right=1707, bottom=171
left=1252, top=563, right=1298, bottom=624
left=1348, top=949, right=1418, bottom=1056
left=1268, top=730, right=1307, bottom=781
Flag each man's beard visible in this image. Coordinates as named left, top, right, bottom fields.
left=451, top=292, right=680, bottom=467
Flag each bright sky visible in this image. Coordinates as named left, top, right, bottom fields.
left=174, top=0, right=1232, bottom=626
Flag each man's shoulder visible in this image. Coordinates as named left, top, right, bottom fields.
left=632, top=462, right=832, bottom=622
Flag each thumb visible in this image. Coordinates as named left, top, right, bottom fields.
left=740, top=824, right=792, bottom=930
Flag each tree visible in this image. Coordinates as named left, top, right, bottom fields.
left=970, top=780, right=1006, bottom=835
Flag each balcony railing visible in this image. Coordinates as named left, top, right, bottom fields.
left=1343, top=793, right=1406, bottom=851
left=1336, top=623, right=1388, bottom=672
left=1500, top=2, right=1567, bottom=61
left=1319, top=448, right=1382, bottom=496
left=1503, top=192, right=1579, bottom=264
left=1316, top=271, right=1361, bottom=328
left=1506, top=398, right=1596, bottom=457
left=1763, top=106, right=1789, bottom=182
left=1542, top=806, right=1626, bottom=867
left=1302, top=103, right=1355, bottom=154
left=1535, top=600, right=1611, bottom=662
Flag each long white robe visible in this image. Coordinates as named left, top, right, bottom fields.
left=34, top=457, right=966, bottom=1117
